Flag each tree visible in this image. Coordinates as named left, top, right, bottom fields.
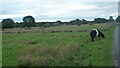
left=94, top=18, right=108, bottom=23
left=81, top=19, right=87, bottom=24
left=75, top=19, right=81, bottom=25
left=23, top=15, right=36, bottom=28
left=116, top=16, right=120, bottom=22
left=108, top=16, right=114, bottom=22
left=14, top=22, right=20, bottom=28
left=56, top=20, right=62, bottom=23
left=56, top=20, right=62, bottom=24
left=70, top=19, right=81, bottom=25
left=2, top=18, right=14, bottom=28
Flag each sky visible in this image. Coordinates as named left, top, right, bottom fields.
left=0, top=0, right=119, bottom=22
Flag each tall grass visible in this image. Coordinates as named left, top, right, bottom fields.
left=3, top=23, right=113, bottom=33
left=17, top=43, right=81, bottom=66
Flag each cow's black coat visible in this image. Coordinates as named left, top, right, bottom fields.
left=90, top=29, right=105, bottom=42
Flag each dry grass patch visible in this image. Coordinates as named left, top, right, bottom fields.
left=17, top=43, right=81, bottom=66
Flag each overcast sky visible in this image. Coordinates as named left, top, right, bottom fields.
left=0, top=0, right=119, bottom=22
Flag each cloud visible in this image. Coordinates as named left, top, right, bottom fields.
left=110, top=13, right=118, bottom=16
left=0, top=14, right=37, bottom=18
left=2, top=0, right=119, bottom=3
left=0, top=0, right=118, bottom=22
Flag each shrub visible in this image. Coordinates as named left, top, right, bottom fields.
left=2, top=18, right=14, bottom=28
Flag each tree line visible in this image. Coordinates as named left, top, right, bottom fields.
left=1, top=15, right=120, bottom=29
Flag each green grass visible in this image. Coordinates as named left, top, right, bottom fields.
left=0, top=31, right=2, bottom=67
left=2, top=23, right=116, bottom=66
left=0, top=22, right=2, bottom=67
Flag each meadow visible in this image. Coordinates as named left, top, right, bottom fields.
left=2, top=23, right=116, bottom=66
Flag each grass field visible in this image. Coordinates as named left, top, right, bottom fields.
left=2, top=23, right=116, bottom=66
left=0, top=31, right=2, bottom=67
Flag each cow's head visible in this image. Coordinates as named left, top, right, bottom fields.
left=101, top=33, right=105, bottom=38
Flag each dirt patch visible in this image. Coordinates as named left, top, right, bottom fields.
left=50, top=35, right=83, bottom=38
left=22, top=40, right=38, bottom=45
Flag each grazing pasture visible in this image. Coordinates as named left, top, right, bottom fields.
left=2, top=23, right=116, bottom=66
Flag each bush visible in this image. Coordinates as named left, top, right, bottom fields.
left=2, top=18, right=14, bottom=28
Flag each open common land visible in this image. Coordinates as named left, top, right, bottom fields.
left=2, top=23, right=117, bottom=66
